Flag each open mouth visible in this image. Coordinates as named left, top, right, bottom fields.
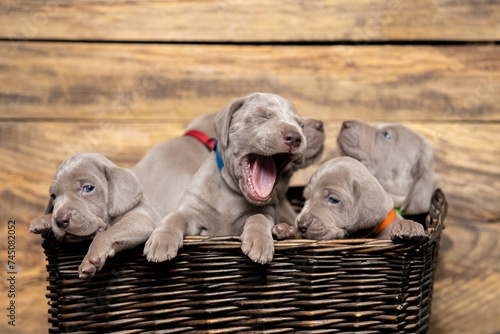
left=242, top=153, right=292, bottom=202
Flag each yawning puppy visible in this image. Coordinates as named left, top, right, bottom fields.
left=337, top=120, right=439, bottom=214
left=135, top=113, right=324, bottom=221
left=274, top=157, right=428, bottom=241
left=144, top=93, right=306, bottom=264
left=30, top=153, right=160, bottom=280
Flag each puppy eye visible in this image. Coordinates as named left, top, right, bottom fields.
left=50, top=194, right=56, bottom=200
left=261, top=112, right=274, bottom=120
left=383, top=131, right=391, bottom=140
left=329, top=197, right=340, bottom=204
left=83, top=185, right=95, bottom=193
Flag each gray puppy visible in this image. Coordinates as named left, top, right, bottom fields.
left=280, top=157, right=427, bottom=241
left=135, top=114, right=325, bottom=223
left=144, top=93, right=306, bottom=264
left=337, top=120, right=439, bottom=214
left=134, top=113, right=217, bottom=218
left=30, top=152, right=160, bottom=280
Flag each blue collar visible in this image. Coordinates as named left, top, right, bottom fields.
left=213, top=139, right=224, bottom=172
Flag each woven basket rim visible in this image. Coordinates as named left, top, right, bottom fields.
left=43, top=188, right=446, bottom=255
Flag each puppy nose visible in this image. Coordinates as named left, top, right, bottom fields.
left=297, top=212, right=314, bottom=233
left=283, top=131, right=302, bottom=148
left=297, top=220, right=309, bottom=234
left=315, top=120, right=324, bottom=133
left=55, top=213, right=70, bottom=229
left=341, top=120, right=352, bottom=131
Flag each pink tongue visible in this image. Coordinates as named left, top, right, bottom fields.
left=251, top=155, right=277, bottom=199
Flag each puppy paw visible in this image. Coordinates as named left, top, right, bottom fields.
left=390, top=219, right=429, bottom=243
left=241, top=231, right=274, bottom=264
left=79, top=246, right=115, bottom=281
left=29, top=214, right=52, bottom=234
left=272, top=223, right=302, bottom=240
left=143, top=228, right=183, bottom=262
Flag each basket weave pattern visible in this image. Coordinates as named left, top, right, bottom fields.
left=43, top=189, right=446, bottom=333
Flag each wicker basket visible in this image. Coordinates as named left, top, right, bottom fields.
left=43, top=188, right=447, bottom=334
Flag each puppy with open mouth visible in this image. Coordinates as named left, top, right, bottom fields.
left=144, top=93, right=306, bottom=264
left=135, top=113, right=325, bottom=225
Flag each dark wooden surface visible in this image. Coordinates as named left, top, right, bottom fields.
left=0, top=1, right=499, bottom=334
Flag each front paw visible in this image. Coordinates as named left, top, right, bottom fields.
left=390, top=219, right=429, bottom=243
left=144, top=228, right=183, bottom=262
left=272, top=223, right=302, bottom=240
left=30, top=214, right=52, bottom=234
left=241, top=230, right=274, bottom=264
left=79, top=246, right=115, bottom=281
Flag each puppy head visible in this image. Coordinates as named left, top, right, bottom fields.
left=214, top=92, right=306, bottom=206
left=30, top=153, right=143, bottom=242
left=291, top=117, right=325, bottom=171
left=337, top=120, right=439, bottom=213
left=296, top=157, right=394, bottom=240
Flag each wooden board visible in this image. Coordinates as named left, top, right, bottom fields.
left=2, top=42, right=500, bottom=121
left=430, top=220, right=500, bottom=334
left=1, top=0, right=500, bottom=42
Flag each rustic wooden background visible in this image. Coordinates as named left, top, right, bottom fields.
left=0, top=1, right=499, bottom=333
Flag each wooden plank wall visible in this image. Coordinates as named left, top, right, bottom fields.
left=0, top=1, right=499, bottom=333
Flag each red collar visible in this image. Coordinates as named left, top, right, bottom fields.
left=373, top=208, right=397, bottom=235
left=184, top=130, right=216, bottom=151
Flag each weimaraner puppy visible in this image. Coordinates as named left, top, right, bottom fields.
left=144, top=92, right=306, bottom=264
left=134, top=112, right=217, bottom=218
left=274, top=157, right=428, bottom=241
left=135, top=114, right=325, bottom=223
left=30, top=152, right=160, bottom=280
left=337, top=120, right=440, bottom=215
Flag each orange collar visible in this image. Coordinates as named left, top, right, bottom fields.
left=373, top=208, right=397, bottom=235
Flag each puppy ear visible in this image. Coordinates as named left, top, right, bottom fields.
left=352, top=178, right=393, bottom=230
left=104, top=165, right=143, bottom=218
left=213, top=96, right=246, bottom=150
left=30, top=198, right=54, bottom=234
left=401, top=152, right=439, bottom=214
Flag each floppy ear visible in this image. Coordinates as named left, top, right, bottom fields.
left=104, top=165, right=143, bottom=218
left=401, top=153, right=439, bottom=214
left=213, top=96, right=247, bottom=151
left=29, top=197, right=54, bottom=234
left=352, top=179, right=393, bottom=229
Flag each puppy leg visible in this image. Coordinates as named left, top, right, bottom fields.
left=29, top=214, right=52, bottom=234
left=241, top=214, right=275, bottom=264
left=272, top=223, right=302, bottom=240
left=390, top=219, right=429, bottom=243
left=143, top=212, right=187, bottom=262
left=79, top=212, right=155, bottom=280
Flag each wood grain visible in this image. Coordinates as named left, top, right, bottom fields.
left=1, top=0, right=500, bottom=42
left=430, top=221, right=500, bottom=334
left=2, top=42, right=499, bottom=122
